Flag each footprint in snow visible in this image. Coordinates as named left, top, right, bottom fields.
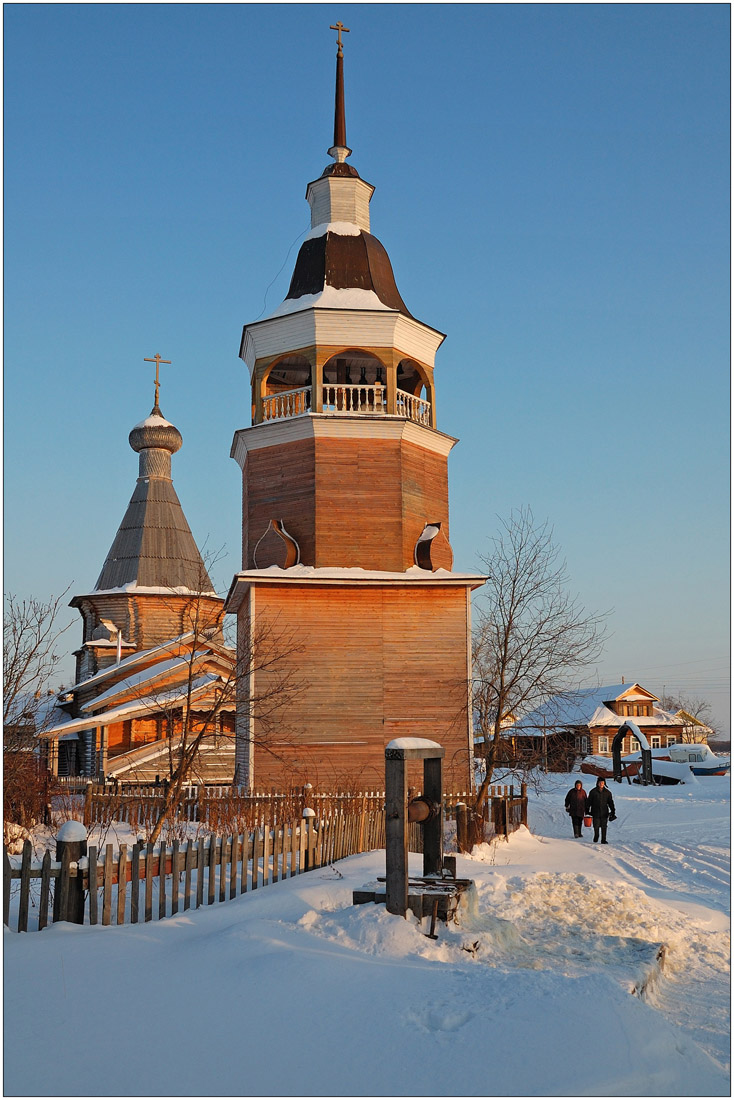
left=405, top=1007, right=475, bottom=1034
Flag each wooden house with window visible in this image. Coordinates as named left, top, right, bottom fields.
left=502, top=683, right=688, bottom=768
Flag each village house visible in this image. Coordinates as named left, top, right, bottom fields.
left=502, top=683, right=691, bottom=769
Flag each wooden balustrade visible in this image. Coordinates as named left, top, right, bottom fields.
left=396, top=390, right=431, bottom=426
left=262, top=386, right=311, bottom=422
left=260, top=383, right=432, bottom=426
left=321, top=382, right=386, bottom=414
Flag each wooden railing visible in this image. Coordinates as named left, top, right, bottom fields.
left=396, top=390, right=431, bottom=426
left=260, top=384, right=432, bottom=426
left=321, top=382, right=386, bottom=414
left=262, top=386, right=311, bottom=421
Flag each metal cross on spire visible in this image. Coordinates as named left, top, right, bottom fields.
left=330, top=20, right=349, bottom=56
left=143, top=353, right=172, bottom=411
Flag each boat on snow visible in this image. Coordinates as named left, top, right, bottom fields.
left=581, top=743, right=730, bottom=784
left=580, top=755, right=640, bottom=780
left=664, top=743, right=730, bottom=776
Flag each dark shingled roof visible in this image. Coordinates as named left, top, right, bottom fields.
left=95, top=408, right=214, bottom=594
left=95, top=478, right=214, bottom=592
left=286, top=230, right=412, bottom=316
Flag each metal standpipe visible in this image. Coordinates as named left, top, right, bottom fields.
left=384, top=738, right=444, bottom=917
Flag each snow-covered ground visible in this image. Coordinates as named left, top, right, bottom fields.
left=4, top=771, right=730, bottom=1096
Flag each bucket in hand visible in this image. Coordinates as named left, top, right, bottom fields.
left=583, top=815, right=592, bottom=828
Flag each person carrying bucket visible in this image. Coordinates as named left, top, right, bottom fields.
left=564, top=779, right=587, bottom=838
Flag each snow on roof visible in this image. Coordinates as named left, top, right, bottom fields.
left=40, top=674, right=229, bottom=738
left=70, top=633, right=197, bottom=694
left=83, top=583, right=219, bottom=597
left=267, top=287, right=395, bottom=319
left=82, top=652, right=209, bottom=713
left=512, top=684, right=678, bottom=735
left=586, top=704, right=683, bottom=729
left=234, top=564, right=483, bottom=582
left=304, top=221, right=361, bottom=241
left=132, top=414, right=176, bottom=430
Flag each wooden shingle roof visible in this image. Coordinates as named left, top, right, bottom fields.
left=95, top=405, right=214, bottom=593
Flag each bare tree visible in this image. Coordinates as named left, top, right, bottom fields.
left=658, top=691, right=717, bottom=741
left=472, top=508, right=606, bottom=816
left=3, top=589, right=72, bottom=840
left=3, top=589, right=72, bottom=734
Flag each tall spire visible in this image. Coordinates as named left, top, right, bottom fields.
left=328, top=21, right=351, bottom=163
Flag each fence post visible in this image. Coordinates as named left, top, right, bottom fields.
left=521, top=782, right=528, bottom=827
left=53, top=820, right=87, bottom=924
left=83, top=782, right=93, bottom=827
left=455, top=802, right=469, bottom=853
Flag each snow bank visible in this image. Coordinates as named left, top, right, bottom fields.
left=4, top=773, right=729, bottom=1097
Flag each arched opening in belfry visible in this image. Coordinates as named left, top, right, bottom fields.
left=322, top=349, right=386, bottom=387
left=322, top=349, right=387, bottom=413
left=397, top=357, right=429, bottom=399
left=397, top=357, right=433, bottom=426
left=264, top=354, right=312, bottom=395
left=259, top=354, right=312, bottom=422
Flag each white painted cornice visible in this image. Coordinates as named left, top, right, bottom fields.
left=240, top=308, right=446, bottom=378
left=225, top=565, right=486, bottom=614
left=230, top=414, right=458, bottom=470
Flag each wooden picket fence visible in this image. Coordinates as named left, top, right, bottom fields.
left=4, top=807, right=387, bottom=934
left=82, top=783, right=387, bottom=831
left=80, top=783, right=499, bottom=833
left=5, top=784, right=528, bottom=933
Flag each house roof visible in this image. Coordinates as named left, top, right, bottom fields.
left=511, top=683, right=679, bottom=736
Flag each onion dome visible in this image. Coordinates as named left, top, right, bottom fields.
left=129, top=402, right=182, bottom=455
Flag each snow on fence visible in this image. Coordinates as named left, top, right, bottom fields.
left=4, top=808, right=387, bottom=934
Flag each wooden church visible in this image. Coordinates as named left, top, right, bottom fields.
left=225, top=27, right=484, bottom=789
left=39, top=378, right=236, bottom=781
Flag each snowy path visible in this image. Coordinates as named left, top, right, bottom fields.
left=523, top=774, right=730, bottom=1073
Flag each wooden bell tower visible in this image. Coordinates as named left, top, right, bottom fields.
left=226, top=28, right=484, bottom=789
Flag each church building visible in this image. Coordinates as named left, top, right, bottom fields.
left=225, top=27, right=484, bottom=789
left=39, top=375, right=236, bottom=781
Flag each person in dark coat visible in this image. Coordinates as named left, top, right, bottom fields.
left=586, top=777, right=616, bottom=844
left=564, top=780, right=587, bottom=838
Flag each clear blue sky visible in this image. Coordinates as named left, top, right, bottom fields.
left=5, top=4, right=730, bottom=731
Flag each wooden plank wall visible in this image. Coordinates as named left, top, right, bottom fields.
left=249, top=584, right=473, bottom=788
left=244, top=436, right=450, bottom=573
